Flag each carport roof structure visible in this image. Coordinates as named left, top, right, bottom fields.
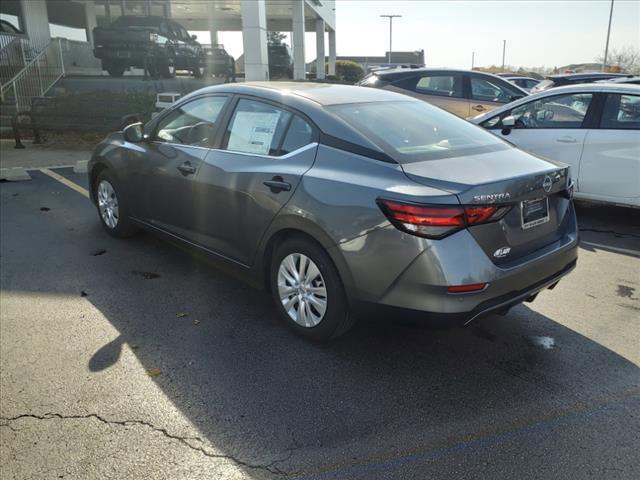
left=1, top=0, right=337, bottom=80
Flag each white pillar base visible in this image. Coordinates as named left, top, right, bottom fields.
left=241, top=0, right=269, bottom=81
left=315, top=18, right=325, bottom=80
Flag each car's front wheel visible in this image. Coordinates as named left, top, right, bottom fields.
left=271, top=236, right=355, bottom=340
left=94, top=170, right=138, bottom=238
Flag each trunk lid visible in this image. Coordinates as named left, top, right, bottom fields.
left=401, top=148, right=572, bottom=265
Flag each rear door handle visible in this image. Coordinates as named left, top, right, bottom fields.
left=177, top=162, right=197, bottom=175
left=556, top=136, right=577, bottom=143
left=471, top=104, right=486, bottom=112
left=263, top=178, right=291, bottom=193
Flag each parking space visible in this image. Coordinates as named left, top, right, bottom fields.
left=1, top=168, right=639, bottom=479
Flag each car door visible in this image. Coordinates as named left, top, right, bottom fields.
left=578, top=92, right=640, bottom=204
left=127, top=95, right=230, bottom=238
left=468, top=74, right=526, bottom=116
left=190, top=97, right=319, bottom=265
left=490, top=92, right=595, bottom=179
left=386, top=73, right=469, bottom=117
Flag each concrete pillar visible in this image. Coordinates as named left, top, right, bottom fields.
left=209, top=29, right=219, bottom=46
left=292, top=0, right=305, bottom=80
left=240, top=0, right=269, bottom=81
left=19, top=0, right=50, bottom=52
left=315, top=18, right=325, bottom=80
left=85, top=0, right=98, bottom=47
left=328, top=28, right=336, bottom=76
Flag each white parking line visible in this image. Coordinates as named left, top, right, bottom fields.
left=39, top=168, right=90, bottom=199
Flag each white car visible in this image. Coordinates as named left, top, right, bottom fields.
left=472, top=83, right=640, bottom=208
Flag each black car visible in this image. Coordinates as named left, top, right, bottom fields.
left=93, top=16, right=205, bottom=78
left=268, top=44, right=293, bottom=78
left=530, top=72, right=634, bottom=93
left=204, top=44, right=235, bottom=82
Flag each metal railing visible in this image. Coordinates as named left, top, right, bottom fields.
left=0, top=34, right=27, bottom=88
left=0, top=38, right=65, bottom=112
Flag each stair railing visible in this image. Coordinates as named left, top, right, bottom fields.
left=0, top=38, right=65, bottom=112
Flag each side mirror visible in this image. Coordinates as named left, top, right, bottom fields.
left=191, top=34, right=198, bottom=41
left=123, top=122, right=144, bottom=143
left=502, top=115, right=516, bottom=127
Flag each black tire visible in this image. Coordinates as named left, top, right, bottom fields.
left=192, top=62, right=205, bottom=78
left=106, top=66, right=125, bottom=77
left=94, top=170, right=138, bottom=238
left=158, top=58, right=176, bottom=78
left=270, top=236, right=355, bottom=341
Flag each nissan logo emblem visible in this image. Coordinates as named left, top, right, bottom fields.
left=542, top=176, right=553, bottom=193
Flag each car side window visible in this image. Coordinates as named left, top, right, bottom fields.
left=415, top=75, right=463, bottom=98
left=225, top=99, right=292, bottom=156
left=471, top=76, right=522, bottom=103
left=155, top=96, right=227, bottom=147
left=600, top=94, right=640, bottom=130
left=509, top=93, right=593, bottom=129
left=280, top=116, right=314, bottom=154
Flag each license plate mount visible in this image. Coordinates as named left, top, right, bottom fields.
left=521, top=197, right=549, bottom=230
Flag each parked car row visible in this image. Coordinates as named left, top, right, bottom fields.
left=360, top=67, right=639, bottom=209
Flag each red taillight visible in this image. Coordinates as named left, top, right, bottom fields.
left=447, top=283, right=487, bottom=293
left=377, top=199, right=510, bottom=239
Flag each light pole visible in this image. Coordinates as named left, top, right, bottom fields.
left=471, top=51, right=475, bottom=69
left=602, top=0, right=614, bottom=71
left=380, top=14, right=401, bottom=64
left=501, top=40, right=506, bottom=70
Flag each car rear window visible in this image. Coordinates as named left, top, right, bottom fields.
left=328, top=101, right=510, bottom=163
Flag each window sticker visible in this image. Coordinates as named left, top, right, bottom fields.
left=228, top=111, right=281, bottom=155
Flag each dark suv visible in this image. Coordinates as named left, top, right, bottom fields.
left=93, top=16, right=205, bottom=78
left=359, top=68, right=527, bottom=118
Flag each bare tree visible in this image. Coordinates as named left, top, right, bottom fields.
left=596, top=46, right=640, bottom=74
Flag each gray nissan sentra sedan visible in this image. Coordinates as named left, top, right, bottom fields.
left=88, top=82, right=578, bottom=340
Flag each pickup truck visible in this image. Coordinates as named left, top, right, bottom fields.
left=93, top=16, right=205, bottom=78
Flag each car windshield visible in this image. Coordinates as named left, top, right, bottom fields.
left=328, top=101, right=510, bottom=163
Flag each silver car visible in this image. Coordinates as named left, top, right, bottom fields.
left=88, top=82, right=578, bottom=340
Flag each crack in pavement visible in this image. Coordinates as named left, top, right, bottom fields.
left=0, top=412, right=293, bottom=477
left=579, top=227, right=640, bottom=239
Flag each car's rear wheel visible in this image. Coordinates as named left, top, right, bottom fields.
left=271, top=237, right=355, bottom=340
left=192, top=63, right=205, bottom=78
left=94, top=170, right=138, bottom=238
left=158, top=58, right=176, bottom=78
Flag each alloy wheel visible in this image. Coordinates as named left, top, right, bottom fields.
left=97, top=180, right=119, bottom=229
left=277, top=253, right=328, bottom=327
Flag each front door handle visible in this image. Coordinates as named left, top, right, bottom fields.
left=263, top=177, right=291, bottom=193
left=556, top=136, right=577, bottom=143
left=177, top=162, right=197, bottom=175
left=471, top=104, right=486, bottom=112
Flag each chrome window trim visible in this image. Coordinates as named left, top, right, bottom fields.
left=210, top=141, right=318, bottom=160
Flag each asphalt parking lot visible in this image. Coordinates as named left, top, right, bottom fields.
left=1, top=167, right=639, bottom=479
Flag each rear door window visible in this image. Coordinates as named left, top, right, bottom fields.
left=415, top=74, right=463, bottom=98
left=224, top=99, right=292, bottom=156
left=600, top=94, right=640, bottom=129
left=280, top=116, right=315, bottom=154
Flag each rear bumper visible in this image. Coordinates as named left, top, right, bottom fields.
left=339, top=206, right=579, bottom=325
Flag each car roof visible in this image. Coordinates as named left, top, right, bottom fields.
left=546, top=72, right=632, bottom=80
left=375, top=67, right=492, bottom=77
left=470, top=83, right=640, bottom=123
left=504, top=76, right=537, bottom=81
left=174, top=82, right=421, bottom=160
left=187, top=81, right=412, bottom=106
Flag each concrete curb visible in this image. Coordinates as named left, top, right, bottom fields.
left=0, top=168, right=31, bottom=182
left=73, top=160, right=89, bottom=174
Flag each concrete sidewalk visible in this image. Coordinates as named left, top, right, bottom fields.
left=0, top=139, right=91, bottom=180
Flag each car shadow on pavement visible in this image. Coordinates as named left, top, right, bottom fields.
left=1, top=179, right=638, bottom=479
left=76, top=228, right=639, bottom=478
